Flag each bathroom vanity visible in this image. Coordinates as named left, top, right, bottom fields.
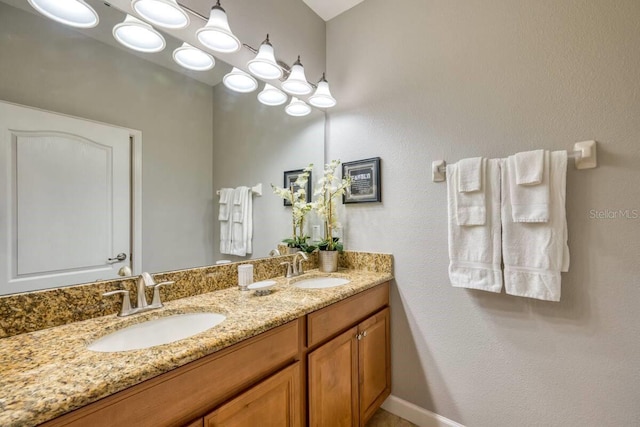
left=40, top=283, right=389, bottom=427
left=0, top=256, right=392, bottom=427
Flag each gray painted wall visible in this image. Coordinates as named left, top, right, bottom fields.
left=211, top=84, right=325, bottom=261
left=0, top=3, right=215, bottom=273
left=326, top=0, right=640, bottom=425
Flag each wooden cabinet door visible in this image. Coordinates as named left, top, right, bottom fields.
left=185, top=419, right=203, bottom=427
left=358, top=308, right=391, bottom=426
left=308, top=326, right=359, bottom=427
left=204, top=363, right=301, bottom=427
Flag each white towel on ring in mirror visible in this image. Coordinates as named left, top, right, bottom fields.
left=218, top=188, right=234, bottom=255
left=232, top=186, right=244, bottom=223
left=218, top=188, right=232, bottom=221
left=447, top=159, right=503, bottom=293
left=231, top=186, right=252, bottom=256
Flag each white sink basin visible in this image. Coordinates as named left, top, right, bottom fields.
left=293, top=276, right=351, bottom=289
left=87, top=312, right=226, bottom=352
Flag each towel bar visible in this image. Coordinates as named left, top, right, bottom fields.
left=432, top=140, right=597, bottom=182
left=216, top=183, right=263, bottom=196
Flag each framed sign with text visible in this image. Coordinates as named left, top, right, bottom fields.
left=342, top=157, right=381, bottom=204
left=283, top=169, right=312, bottom=206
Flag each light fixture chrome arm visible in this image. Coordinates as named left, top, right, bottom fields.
left=173, top=1, right=325, bottom=91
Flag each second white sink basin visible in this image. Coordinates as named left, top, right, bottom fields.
left=293, top=276, right=351, bottom=289
left=87, top=312, right=226, bottom=352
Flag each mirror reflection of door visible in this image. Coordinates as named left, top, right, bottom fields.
left=0, top=101, right=131, bottom=295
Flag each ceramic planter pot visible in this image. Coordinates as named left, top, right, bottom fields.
left=318, top=250, right=339, bottom=273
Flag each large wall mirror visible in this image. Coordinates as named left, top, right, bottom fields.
left=0, top=0, right=325, bottom=295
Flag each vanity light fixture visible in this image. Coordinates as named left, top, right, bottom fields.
left=28, top=0, right=99, bottom=28
left=281, top=56, right=312, bottom=96
left=285, top=97, right=311, bottom=117
left=247, top=35, right=283, bottom=80
left=131, top=0, right=190, bottom=29
left=113, top=15, right=166, bottom=53
left=257, top=84, right=288, bottom=106
left=308, top=73, right=337, bottom=108
left=173, top=42, right=215, bottom=71
left=196, top=1, right=241, bottom=53
left=223, top=67, right=258, bottom=93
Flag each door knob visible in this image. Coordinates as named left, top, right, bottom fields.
left=108, top=253, right=127, bottom=262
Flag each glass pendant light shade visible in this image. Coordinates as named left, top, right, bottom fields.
left=247, top=35, right=283, bottom=80
left=173, top=43, right=215, bottom=71
left=281, top=56, right=312, bottom=96
left=223, top=67, right=258, bottom=93
left=28, top=0, right=99, bottom=28
left=113, top=15, right=166, bottom=53
left=257, top=84, right=287, bottom=106
left=285, top=97, right=311, bottom=117
left=196, top=1, right=241, bottom=53
left=132, top=0, right=189, bottom=29
left=309, top=73, right=337, bottom=108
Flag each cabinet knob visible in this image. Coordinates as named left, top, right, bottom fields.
left=356, top=333, right=362, bottom=340
left=362, top=330, right=367, bottom=337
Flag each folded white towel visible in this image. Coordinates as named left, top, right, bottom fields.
left=232, top=187, right=244, bottom=223
left=507, top=150, right=550, bottom=222
left=501, top=151, right=570, bottom=302
left=218, top=188, right=233, bottom=255
left=447, top=159, right=503, bottom=293
left=515, top=149, right=545, bottom=185
left=218, top=188, right=233, bottom=221
left=230, top=187, right=252, bottom=256
left=454, top=158, right=487, bottom=226
left=458, top=157, right=483, bottom=192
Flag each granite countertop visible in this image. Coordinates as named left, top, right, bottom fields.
left=0, top=269, right=392, bottom=427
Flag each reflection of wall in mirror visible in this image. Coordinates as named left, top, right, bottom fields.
left=0, top=0, right=326, bottom=293
left=211, top=84, right=325, bottom=262
left=0, top=2, right=214, bottom=282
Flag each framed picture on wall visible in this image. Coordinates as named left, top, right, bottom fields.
left=342, top=157, right=381, bottom=204
left=283, top=169, right=312, bottom=206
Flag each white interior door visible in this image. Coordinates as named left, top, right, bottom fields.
left=0, top=101, right=131, bottom=295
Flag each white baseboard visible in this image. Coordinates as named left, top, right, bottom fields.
left=381, top=395, right=465, bottom=427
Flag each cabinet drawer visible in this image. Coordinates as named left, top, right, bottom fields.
left=307, top=282, right=389, bottom=348
left=43, top=320, right=300, bottom=427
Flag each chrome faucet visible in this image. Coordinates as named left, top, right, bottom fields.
left=103, top=272, right=174, bottom=317
left=280, top=261, right=294, bottom=278
left=269, top=248, right=281, bottom=257
left=137, top=272, right=154, bottom=309
left=292, top=251, right=308, bottom=276
left=280, top=251, right=308, bottom=278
